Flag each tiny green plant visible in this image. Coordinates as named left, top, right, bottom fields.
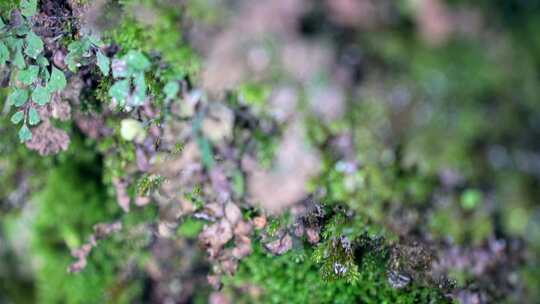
left=163, top=80, right=180, bottom=102
left=65, top=34, right=108, bottom=73
left=136, top=174, right=165, bottom=197
left=108, top=50, right=151, bottom=108
left=1, top=4, right=66, bottom=142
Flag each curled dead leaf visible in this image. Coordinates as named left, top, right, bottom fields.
left=253, top=216, right=267, bottom=229
left=234, top=221, right=252, bottom=237
left=112, top=177, right=130, bottom=212
left=25, top=120, right=70, bottom=155
left=232, top=235, right=252, bottom=259
left=225, top=202, right=242, bottom=225
left=219, top=257, right=238, bottom=275
left=207, top=274, right=222, bottom=290
left=306, top=227, right=320, bottom=244
left=68, top=222, right=122, bottom=273
left=200, top=220, right=233, bottom=259
left=264, top=233, right=293, bottom=255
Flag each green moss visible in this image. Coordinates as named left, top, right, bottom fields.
left=106, top=5, right=200, bottom=81
left=1, top=1, right=539, bottom=302
left=460, top=189, right=482, bottom=210
left=0, top=89, right=53, bottom=206
left=186, top=0, right=229, bottom=24
left=239, top=83, right=271, bottom=109
left=30, top=148, right=147, bottom=303
left=223, top=244, right=449, bottom=304
left=0, top=0, right=18, bottom=18
left=177, top=218, right=204, bottom=238
left=429, top=204, right=493, bottom=245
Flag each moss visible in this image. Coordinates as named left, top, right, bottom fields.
left=0, top=0, right=18, bottom=18
left=177, top=218, right=204, bottom=239
left=106, top=4, right=200, bottom=81
left=428, top=203, right=493, bottom=245
left=185, top=0, right=229, bottom=24
left=1, top=1, right=540, bottom=302
left=0, top=89, right=53, bottom=208
left=29, top=146, right=148, bottom=303
left=238, top=83, right=271, bottom=109
left=223, top=244, right=449, bottom=304
left=94, top=76, right=113, bottom=107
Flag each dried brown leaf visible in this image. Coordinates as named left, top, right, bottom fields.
left=264, top=233, right=293, bottom=255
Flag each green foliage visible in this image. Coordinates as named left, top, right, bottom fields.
left=10, top=110, right=24, bottom=124
left=460, top=189, right=482, bottom=210
left=311, top=211, right=389, bottom=282
left=109, top=79, right=130, bottom=106
left=177, top=218, right=204, bottom=238
left=123, top=49, right=151, bottom=72
left=108, top=50, right=151, bottom=107
left=24, top=31, right=43, bottom=59
left=48, top=67, right=67, bottom=92
left=18, top=125, right=32, bottom=142
left=8, top=88, right=29, bottom=107
left=1, top=1, right=539, bottom=302
left=31, top=86, right=50, bottom=106
left=96, top=1, right=201, bottom=113
left=0, top=41, right=10, bottom=65
left=20, top=0, right=37, bottom=18
left=18, top=65, right=39, bottom=85
left=96, top=50, right=110, bottom=76
left=65, top=35, right=105, bottom=73
left=0, top=1, right=19, bottom=16
left=239, top=83, right=271, bottom=109
left=313, top=237, right=360, bottom=284
left=163, top=80, right=180, bottom=101
left=136, top=173, right=165, bottom=197
left=105, top=3, right=200, bottom=113
left=27, top=107, right=40, bottom=125
left=182, top=185, right=205, bottom=210
left=223, top=244, right=449, bottom=304
left=0, top=5, right=70, bottom=142
left=429, top=202, right=493, bottom=245
left=31, top=156, right=113, bottom=302
left=30, top=150, right=145, bottom=304
left=106, top=9, right=199, bottom=81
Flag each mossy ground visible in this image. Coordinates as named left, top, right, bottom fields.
left=1, top=0, right=540, bottom=303
left=28, top=139, right=155, bottom=303
left=223, top=244, right=449, bottom=304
